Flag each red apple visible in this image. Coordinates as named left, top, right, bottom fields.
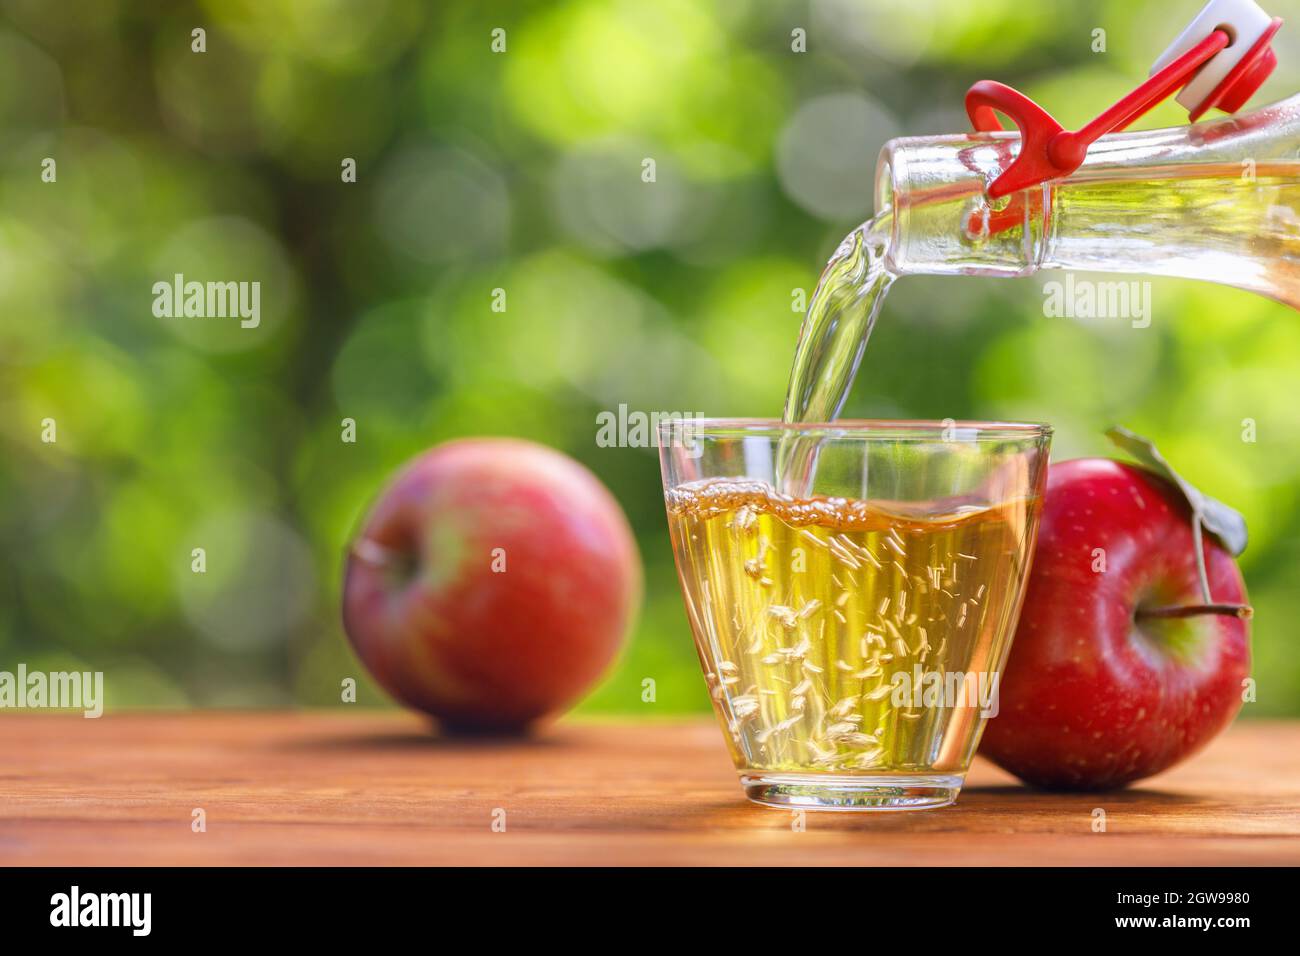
left=979, top=458, right=1250, bottom=790
left=342, top=438, right=641, bottom=732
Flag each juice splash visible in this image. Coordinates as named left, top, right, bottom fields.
left=665, top=477, right=1036, bottom=776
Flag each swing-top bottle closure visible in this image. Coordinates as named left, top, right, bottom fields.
left=966, top=0, right=1284, bottom=204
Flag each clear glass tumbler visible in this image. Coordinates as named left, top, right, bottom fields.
left=659, top=419, right=1051, bottom=810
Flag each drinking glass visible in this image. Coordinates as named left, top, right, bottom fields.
left=659, top=419, right=1051, bottom=810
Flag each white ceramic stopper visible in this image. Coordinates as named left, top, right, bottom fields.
left=1150, top=0, right=1275, bottom=113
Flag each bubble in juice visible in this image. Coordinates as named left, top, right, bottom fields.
left=665, top=477, right=1039, bottom=777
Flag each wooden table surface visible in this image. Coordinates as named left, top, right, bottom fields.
left=1, top=713, right=1297, bottom=866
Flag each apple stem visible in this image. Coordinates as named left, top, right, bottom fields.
left=1135, top=602, right=1253, bottom=621
left=1191, top=518, right=1214, bottom=604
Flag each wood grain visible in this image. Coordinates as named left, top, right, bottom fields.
left=0, top=713, right=1297, bottom=866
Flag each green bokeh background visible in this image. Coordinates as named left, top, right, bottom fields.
left=2, top=0, right=1297, bottom=715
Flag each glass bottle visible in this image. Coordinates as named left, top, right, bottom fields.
left=875, top=93, right=1300, bottom=307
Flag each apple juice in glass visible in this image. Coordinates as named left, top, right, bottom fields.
left=660, top=420, right=1050, bottom=810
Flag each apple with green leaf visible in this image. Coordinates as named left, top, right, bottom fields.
left=980, top=427, right=1252, bottom=790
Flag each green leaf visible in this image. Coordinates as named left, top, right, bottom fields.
left=1104, top=426, right=1248, bottom=557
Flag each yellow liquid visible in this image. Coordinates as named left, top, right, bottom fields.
left=666, top=478, right=1041, bottom=777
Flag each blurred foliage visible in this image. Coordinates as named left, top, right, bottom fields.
left=1, top=0, right=1298, bottom=716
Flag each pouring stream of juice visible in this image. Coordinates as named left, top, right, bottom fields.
left=775, top=211, right=894, bottom=497
left=782, top=212, right=895, bottom=427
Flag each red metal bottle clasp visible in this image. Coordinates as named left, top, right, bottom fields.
left=966, top=15, right=1283, bottom=205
